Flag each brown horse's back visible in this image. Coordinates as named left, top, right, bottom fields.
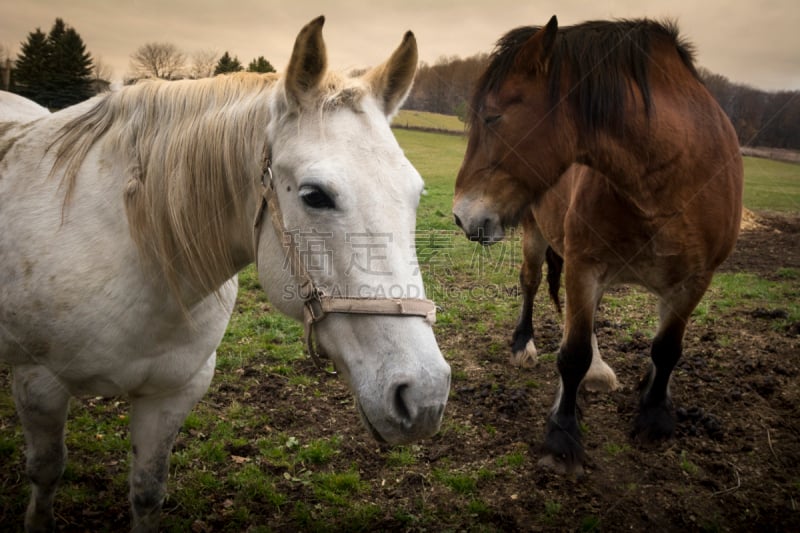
left=646, top=39, right=743, bottom=268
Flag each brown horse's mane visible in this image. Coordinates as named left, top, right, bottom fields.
left=469, top=19, right=699, bottom=136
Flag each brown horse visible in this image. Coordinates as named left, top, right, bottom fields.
left=453, top=17, right=743, bottom=475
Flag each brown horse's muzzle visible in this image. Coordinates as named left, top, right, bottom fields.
left=453, top=195, right=506, bottom=245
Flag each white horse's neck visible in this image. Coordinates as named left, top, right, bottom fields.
left=51, top=75, right=277, bottom=304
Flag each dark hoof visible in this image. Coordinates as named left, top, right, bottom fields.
left=538, top=453, right=585, bottom=478
left=539, top=416, right=586, bottom=477
left=632, top=403, right=675, bottom=442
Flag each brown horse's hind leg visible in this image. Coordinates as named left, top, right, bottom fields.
left=538, top=260, right=602, bottom=476
left=510, top=213, right=548, bottom=367
left=633, top=278, right=711, bottom=441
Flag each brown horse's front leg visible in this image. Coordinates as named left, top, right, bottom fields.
left=538, top=259, right=602, bottom=476
left=633, top=277, right=711, bottom=441
left=510, top=212, right=548, bottom=367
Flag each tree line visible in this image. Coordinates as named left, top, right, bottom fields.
left=6, top=18, right=799, bottom=151
left=127, top=45, right=275, bottom=83
left=698, top=68, right=800, bottom=149
left=6, top=18, right=276, bottom=109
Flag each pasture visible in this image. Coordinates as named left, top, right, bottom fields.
left=1, top=125, right=799, bottom=530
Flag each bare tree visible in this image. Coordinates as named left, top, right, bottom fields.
left=128, top=42, right=186, bottom=81
left=0, top=43, right=11, bottom=91
left=189, top=49, right=218, bottom=79
left=93, top=56, right=113, bottom=82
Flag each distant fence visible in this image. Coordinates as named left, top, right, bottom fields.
left=391, top=124, right=466, bottom=137
left=741, top=146, right=800, bottom=164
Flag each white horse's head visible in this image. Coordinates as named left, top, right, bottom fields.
left=256, top=17, right=450, bottom=445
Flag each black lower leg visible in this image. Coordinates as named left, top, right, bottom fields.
left=541, top=338, right=592, bottom=472
left=511, top=269, right=536, bottom=354
left=633, top=328, right=683, bottom=441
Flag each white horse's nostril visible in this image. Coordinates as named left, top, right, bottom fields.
left=392, top=383, right=413, bottom=426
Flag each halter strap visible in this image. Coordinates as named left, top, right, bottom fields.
left=252, top=150, right=437, bottom=374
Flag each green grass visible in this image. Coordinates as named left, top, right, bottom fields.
left=313, top=469, right=366, bottom=505
left=603, top=442, right=632, bottom=456
left=385, top=445, right=419, bottom=468
left=433, top=468, right=478, bottom=495
left=695, top=272, right=800, bottom=327
left=743, top=156, right=800, bottom=212
left=394, top=128, right=467, bottom=230
left=543, top=500, right=562, bottom=522
left=679, top=450, right=699, bottom=476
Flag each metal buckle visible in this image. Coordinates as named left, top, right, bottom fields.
left=304, top=286, right=327, bottom=323
left=304, top=299, right=324, bottom=323
left=261, top=161, right=274, bottom=190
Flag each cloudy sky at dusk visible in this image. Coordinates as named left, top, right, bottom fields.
left=2, top=0, right=799, bottom=91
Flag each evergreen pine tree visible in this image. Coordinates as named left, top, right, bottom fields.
left=13, top=18, right=94, bottom=109
left=13, top=29, right=51, bottom=103
left=51, top=26, right=94, bottom=107
left=247, top=56, right=275, bottom=73
left=214, top=52, right=243, bottom=75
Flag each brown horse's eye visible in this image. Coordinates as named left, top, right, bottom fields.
left=484, top=115, right=501, bottom=126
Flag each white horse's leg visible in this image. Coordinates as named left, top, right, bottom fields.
left=128, top=352, right=216, bottom=532
left=12, top=364, right=71, bottom=533
left=581, top=333, right=619, bottom=392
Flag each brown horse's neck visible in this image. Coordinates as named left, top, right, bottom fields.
left=570, top=43, right=717, bottom=190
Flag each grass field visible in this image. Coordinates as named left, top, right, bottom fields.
left=743, top=156, right=800, bottom=211
left=1, top=123, right=798, bottom=530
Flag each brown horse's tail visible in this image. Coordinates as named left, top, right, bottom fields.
left=545, top=246, right=563, bottom=315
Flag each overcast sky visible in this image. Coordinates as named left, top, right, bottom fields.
left=2, top=0, right=799, bottom=91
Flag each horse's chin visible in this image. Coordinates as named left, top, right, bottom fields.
left=503, top=202, right=530, bottom=232
left=355, top=400, right=387, bottom=444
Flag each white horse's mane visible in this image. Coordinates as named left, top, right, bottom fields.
left=51, top=71, right=368, bottom=298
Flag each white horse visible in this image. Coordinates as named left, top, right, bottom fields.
left=0, top=90, right=50, bottom=122
left=0, top=17, right=450, bottom=531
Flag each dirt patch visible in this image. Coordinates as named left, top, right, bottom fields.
left=723, top=211, right=800, bottom=275
left=1, top=211, right=798, bottom=531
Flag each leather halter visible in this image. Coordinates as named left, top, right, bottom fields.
left=252, top=151, right=437, bottom=374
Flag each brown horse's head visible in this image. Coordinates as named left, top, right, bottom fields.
left=453, top=16, right=576, bottom=244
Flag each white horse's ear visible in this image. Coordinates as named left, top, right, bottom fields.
left=364, top=31, right=418, bottom=119
left=285, top=15, right=327, bottom=105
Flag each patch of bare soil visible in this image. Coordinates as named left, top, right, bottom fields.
left=722, top=211, right=800, bottom=275
left=1, top=212, right=798, bottom=531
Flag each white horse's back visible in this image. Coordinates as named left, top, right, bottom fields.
left=0, top=90, right=49, bottom=122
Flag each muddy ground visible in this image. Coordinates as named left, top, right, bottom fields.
left=1, top=211, right=798, bottom=531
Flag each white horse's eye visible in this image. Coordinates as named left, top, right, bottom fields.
left=299, top=185, right=336, bottom=210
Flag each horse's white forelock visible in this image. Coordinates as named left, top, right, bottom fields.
left=51, top=70, right=369, bottom=301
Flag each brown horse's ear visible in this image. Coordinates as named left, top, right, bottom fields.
left=285, top=16, right=327, bottom=104
left=515, top=15, right=558, bottom=73
left=363, top=31, right=418, bottom=118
